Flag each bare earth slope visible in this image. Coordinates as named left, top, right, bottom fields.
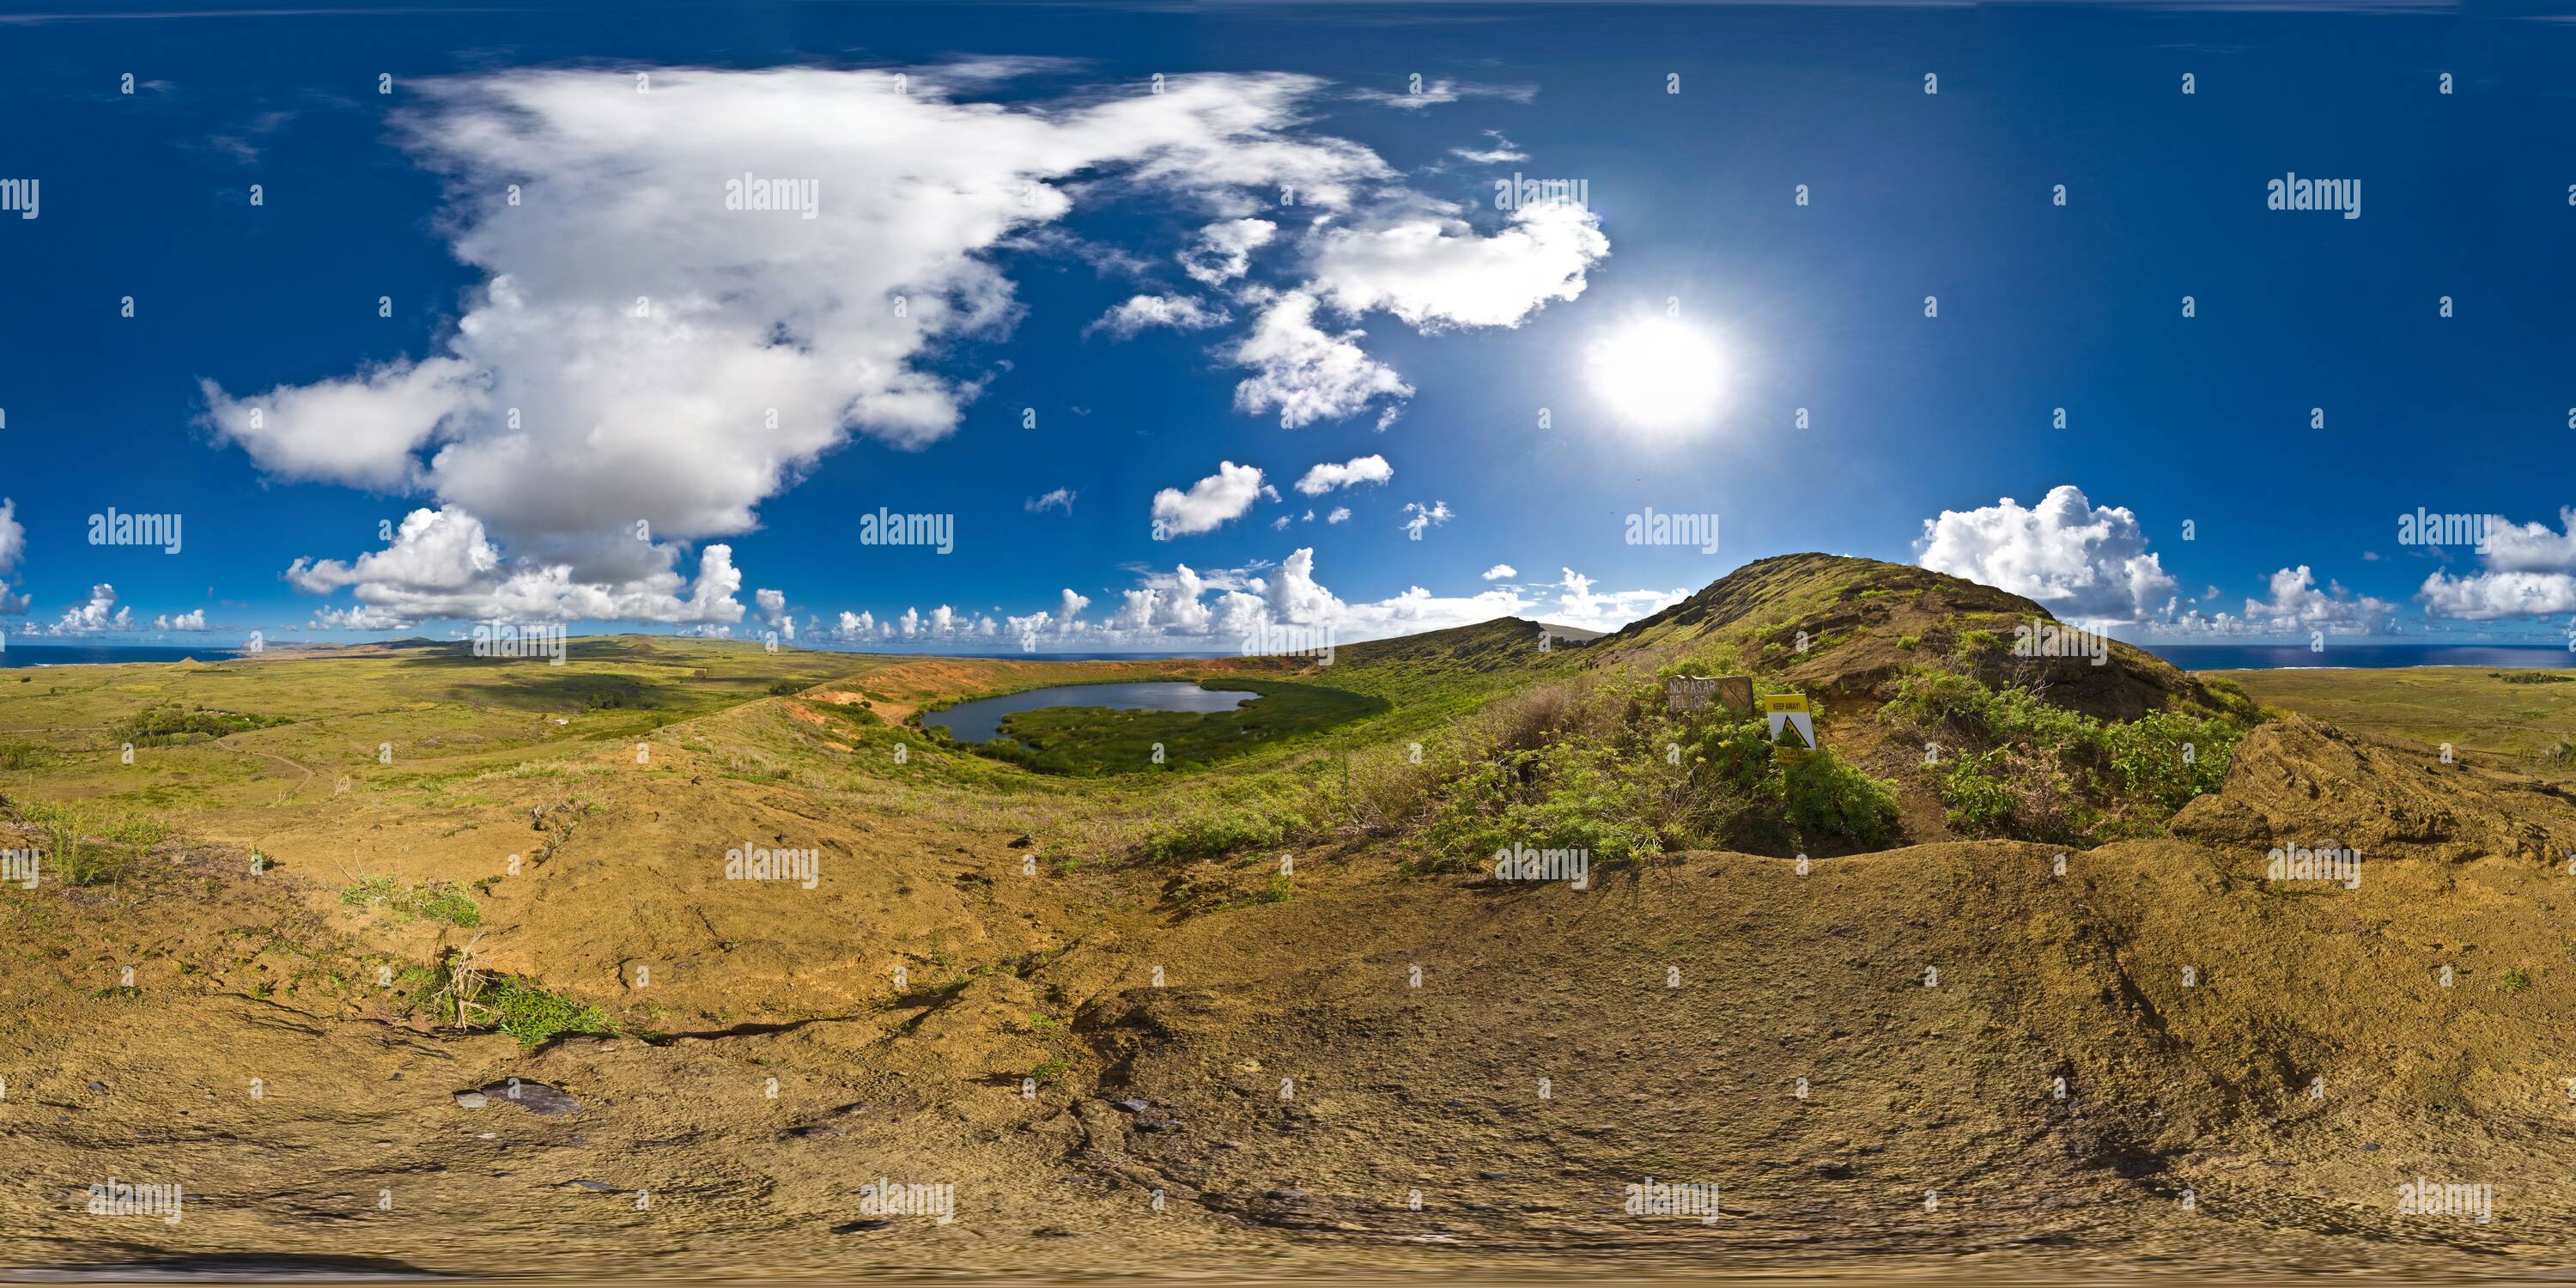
left=3, top=583, right=2574, bottom=1279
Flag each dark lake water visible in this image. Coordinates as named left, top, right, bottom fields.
left=2146, top=643, right=2576, bottom=671
left=924, top=681, right=1256, bottom=744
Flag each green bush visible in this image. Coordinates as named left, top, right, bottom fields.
left=1881, top=665, right=2247, bottom=843
left=1784, top=749, right=1899, bottom=844
left=484, top=978, right=615, bottom=1048
left=1940, top=752, right=2018, bottom=834
left=1143, top=805, right=1301, bottom=861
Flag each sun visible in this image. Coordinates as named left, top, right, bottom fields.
left=1585, top=317, right=1728, bottom=431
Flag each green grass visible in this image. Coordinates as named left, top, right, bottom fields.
left=14, top=800, right=171, bottom=885
left=2215, top=665, right=2576, bottom=778
left=955, top=679, right=1389, bottom=776
left=339, top=875, right=483, bottom=927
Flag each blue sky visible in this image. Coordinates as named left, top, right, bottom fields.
left=3, top=0, right=2574, bottom=653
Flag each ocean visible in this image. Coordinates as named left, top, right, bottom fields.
left=2144, top=643, right=2576, bottom=671
left=0, top=644, right=245, bottom=667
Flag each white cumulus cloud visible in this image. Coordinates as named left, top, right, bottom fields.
left=1294, top=453, right=1393, bottom=495
left=1152, top=461, right=1268, bottom=538
left=1085, top=294, right=1230, bottom=340
left=1916, top=484, right=2178, bottom=623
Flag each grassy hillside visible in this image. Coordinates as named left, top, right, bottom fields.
left=2216, top=665, right=2576, bottom=781
left=3, top=565, right=2573, bottom=1278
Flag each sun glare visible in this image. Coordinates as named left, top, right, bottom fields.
left=1585, top=318, right=1727, bottom=431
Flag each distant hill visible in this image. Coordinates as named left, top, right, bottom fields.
left=1334, top=553, right=2225, bottom=723
left=1590, top=552, right=2226, bottom=721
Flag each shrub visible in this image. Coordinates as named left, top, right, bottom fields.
left=1784, top=749, right=1899, bottom=844
left=1143, top=805, right=1301, bottom=861
left=1881, top=665, right=2248, bottom=843
left=483, top=978, right=615, bottom=1048
left=1940, top=752, right=2018, bottom=834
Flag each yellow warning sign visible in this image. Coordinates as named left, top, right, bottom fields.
left=1765, top=693, right=1816, bottom=763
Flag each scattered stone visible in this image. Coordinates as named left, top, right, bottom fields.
left=833, top=1218, right=893, bottom=1234
left=1263, top=1187, right=1313, bottom=1203
left=86, top=1081, right=106, bottom=1093
left=476, top=1079, right=581, bottom=1117
left=1477, top=1170, right=1508, bottom=1181
left=453, top=1091, right=490, bottom=1109
left=1117, top=1098, right=1151, bottom=1114
left=1009, top=835, right=1035, bottom=848
left=563, top=1178, right=620, bottom=1193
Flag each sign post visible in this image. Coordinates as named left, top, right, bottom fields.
left=1765, top=693, right=1816, bottom=763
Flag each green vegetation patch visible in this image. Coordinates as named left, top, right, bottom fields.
left=111, top=702, right=289, bottom=747
left=339, top=875, right=483, bottom=927
left=1880, top=666, right=2246, bottom=845
left=483, top=977, right=617, bottom=1048
left=15, top=799, right=172, bottom=885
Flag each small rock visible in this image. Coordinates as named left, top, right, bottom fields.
left=476, top=1079, right=581, bottom=1117
left=86, top=1081, right=106, bottom=1093
left=1477, top=1170, right=1508, bottom=1181
left=563, top=1178, right=620, bottom=1193
left=1263, top=1187, right=1313, bottom=1203
left=833, top=1218, right=893, bottom=1234
left=1009, top=835, right=1035, bottom=848
left=1117, top=1098, right=1151, bottom=1114
left=454, top=1091, right=490, bottom=1109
